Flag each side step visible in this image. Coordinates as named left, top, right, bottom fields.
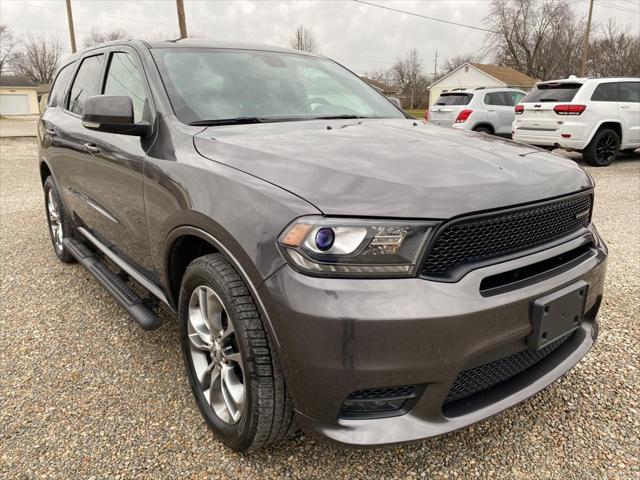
left=63, top=238, right=163, bottom=330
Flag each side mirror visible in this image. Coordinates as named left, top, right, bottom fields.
left=388, top=97, right=402, bottom=109
left=82, top=95, right=150, bottom=137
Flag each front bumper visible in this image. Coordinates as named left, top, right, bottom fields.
left=259, top=228, right=607, bottom=446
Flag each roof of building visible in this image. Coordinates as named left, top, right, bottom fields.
left=429, top=63, right=537, bottom=89
left=360, top=77, right=400, bottom=94
left=0, top=75, right=38, bottom=88
left=470, top=63, right=537, bottom=86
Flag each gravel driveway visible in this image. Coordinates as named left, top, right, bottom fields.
left=1, top=138, right=638, bottom=479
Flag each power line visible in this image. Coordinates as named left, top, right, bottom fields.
left=353, top=0, right=500, bottom=33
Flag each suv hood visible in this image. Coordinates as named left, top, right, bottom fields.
left=194, top=119, right=592, bottom=218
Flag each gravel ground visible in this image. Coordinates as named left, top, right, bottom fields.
left=1, top=137, right=638, bottom=479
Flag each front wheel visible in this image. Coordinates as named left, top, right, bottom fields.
left=43, top=176, right=75, bottom=263
left=179, top=253, right=296, bottom=451
left=583, top=129, right=620, bottom=166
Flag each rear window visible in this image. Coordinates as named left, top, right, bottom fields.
left=521, top=83, right=582, bottom=103
left=435, top=93, right=472, bottom=106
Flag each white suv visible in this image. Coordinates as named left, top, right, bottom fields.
left=427, top=88, right=526, bottom=136
left=513, top=77, right=640, bottom=166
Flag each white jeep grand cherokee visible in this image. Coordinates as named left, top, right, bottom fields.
left=512, top=77, right=640, bottom=166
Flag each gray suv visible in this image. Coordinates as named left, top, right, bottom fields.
left=39, top=39, right=607, bottom=451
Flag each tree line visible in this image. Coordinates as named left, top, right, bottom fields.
left=1, top=0, right=638, bottom=97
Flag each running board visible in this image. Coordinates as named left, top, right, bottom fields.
left=63, top=238, right=163, bottom=331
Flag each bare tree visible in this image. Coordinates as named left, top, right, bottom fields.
left=442, top=53, right=480, bottom=75
left=0, top=24, right=17, bottom=76
left=484, top=0, right=585, bottom=80
left=11, top=34, right=63, bottom=84
left=589, top=19, right=640, bottom=77
left=391, top=49, right=426, bottom=109
left=364, top=68, right=395, bottom=87
left=82, top=27, right=128, bottom=48
left=290, top=24, right=318, bottom=54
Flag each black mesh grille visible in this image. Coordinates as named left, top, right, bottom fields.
left=347, top=385, right=416, bottom=401
left=445, top=333, right=573, bottom=404
left=422, top=193, right=592, bottom=276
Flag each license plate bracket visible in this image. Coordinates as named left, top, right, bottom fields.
left=528, top=281, right=589, bottom=350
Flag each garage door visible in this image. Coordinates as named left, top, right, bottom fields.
left=0, top=94, right=30, bottom=115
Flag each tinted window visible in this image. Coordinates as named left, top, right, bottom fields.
left=521, top=83, right=582, bottom=103
left=484, top=92, right=510, bottom=106
left=48, top=63, right=74, bottom=107
left=591, top=82, right=618, bottom=102
left=152, top=49, right=403, bottom=124
left=507, top=91, right=525, bottom=106
left=68, top=54, right=104, bottom=115
left=619, top=82, right=640, bottom=103
left=103, top=52, right=149, bottom=122
left=435, top=93, right=472, bottom=106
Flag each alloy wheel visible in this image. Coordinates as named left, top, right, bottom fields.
left=187, top=285, right=245, bottom=424
left=47, top=189, right=64, bottom=252
left=595, top=133, right=617, bottom=164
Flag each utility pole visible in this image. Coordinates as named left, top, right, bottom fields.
left=65, top=0, right=76, bottom=53
left=580, top=0, right=594, bottom=76
left=433, top=50, right=438, bottom=80
left=176, top=0, right=188, bottom=39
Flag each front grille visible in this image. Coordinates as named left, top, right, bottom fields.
left=445, top=332, right=573, bottom=405
left=422, top=193, right=592, bottom=276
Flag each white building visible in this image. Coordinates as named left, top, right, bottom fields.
left=428, top=63, right=537, bottom=107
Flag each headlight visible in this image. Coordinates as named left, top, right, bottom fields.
left=278, top=216, right=438, bottom=277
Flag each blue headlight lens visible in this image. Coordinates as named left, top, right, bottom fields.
left=315, top=227, right=335, bottom=251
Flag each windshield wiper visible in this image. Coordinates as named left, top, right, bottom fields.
left=188, top=117, right=264, bottom=126
left=538, top=98, right=561, bottom=102
left=309, top=115, right=373, bottom=120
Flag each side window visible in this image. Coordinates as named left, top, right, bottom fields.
left=618, top=82, right=640, bottom=103
left=506, top=91, right=524, bottom=106
left=68, top=54, right=104, bottom=115
left=48, top=63, right=74, bottom=107
left=591, top=82, right=618, bottom=102
left=485, top=92, right=509, bottom=106
left=103, top=52, right=149, bottom=122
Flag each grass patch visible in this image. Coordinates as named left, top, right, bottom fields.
left=405, top=109, right=426, bottom=119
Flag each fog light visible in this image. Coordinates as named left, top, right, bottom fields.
left=315, top=227, right=335, bottom=251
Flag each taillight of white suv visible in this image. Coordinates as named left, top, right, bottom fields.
left=455, top=109, right=473, bottom=123
left=553, top=105, right=586, bottom=115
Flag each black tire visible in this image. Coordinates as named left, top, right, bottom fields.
left=582, top=128, right=620, bottom=166
left=179, top=253, right=296, bottom=451
left=473, top=126, right=492, bottom=135
left=43, top=176, right=75, bottom=263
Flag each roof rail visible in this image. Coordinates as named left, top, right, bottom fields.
left=474, top=86, right=485, bottom=90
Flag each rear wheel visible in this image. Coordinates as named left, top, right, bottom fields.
left=179, top=253, right=296, bottom=451
left=43, top=176, right=75, bottom=263
left=583, top=128, right=620, bottom=166
left=473, top=126, right=492, bottom=135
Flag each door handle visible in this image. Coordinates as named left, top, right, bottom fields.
left=46, top=128, right=57, bottom=137
left=487, top=108, right=495, bottom=112
left=620, top=105, right=630, bottom=109
left=83, top=143, right=101, bottom=154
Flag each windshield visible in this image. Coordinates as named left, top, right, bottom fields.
left=521, top=83, right=582, bottom=103
left=152, top=48, right=404, bottom=125
left=435, top=93, right=472, bottom=106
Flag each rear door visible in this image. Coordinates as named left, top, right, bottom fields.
left=483, top=91, right=516, bottom=134
left=516, top=82, right=583, bottom=134
left=429, top=93, right=473, bottom=128
left=617, top=81, right=640, bottom=146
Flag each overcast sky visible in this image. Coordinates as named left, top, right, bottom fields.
left=1, top=0, right=639, bottom=75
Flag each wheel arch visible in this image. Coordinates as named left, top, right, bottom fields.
left=39, top=159, right=53, bottom=185
left=586, top=121, right=623, bottom=148
left=163, top=225, right=282, bottom=347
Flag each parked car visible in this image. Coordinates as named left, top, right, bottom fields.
left=39, top=39, right=607, bottom=451
left=512, top=77, right=640, bottom=166
left=427, top=87, right=526, bottom=136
